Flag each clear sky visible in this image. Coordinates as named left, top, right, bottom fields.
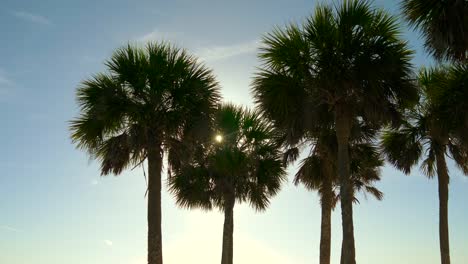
left=0, top=0, right=467, bottom=263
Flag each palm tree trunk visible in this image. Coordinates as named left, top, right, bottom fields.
left=436, top=152, right=450, bottom=264
left=320, top=173, right=333, bottom=264
left=221, top=194, right=235, bottom=264
left=335, top=105, right=356, bottom=264
left=147, top=143, right=163, bottom=264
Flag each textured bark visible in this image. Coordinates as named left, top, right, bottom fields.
left=147, top=143, right=163, bottom=264
left=221, top=194, right=235, bottom=264
left=320, top=171, right=333, bottom=264
left=436, top=152, right=451, bottom=264
left=335, top=106, right=356, bottom=264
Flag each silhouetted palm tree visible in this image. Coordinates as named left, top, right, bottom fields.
left=381, top=66, right=468, bottom=264
left=402, top=0, right=468, bottom=62
left=252, top=1, right=418, bottom=263
left=168, top=104, right=285, bottom=264
left=427, top=64, right=468, bottom=150
left=70, top=43, right=221, bottom=264
left=289, top=129, right=383, bottom=264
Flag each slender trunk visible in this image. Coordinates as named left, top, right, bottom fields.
left=436, top=151, right=450, bottom=264
left=320, top=171, right=333, bottom=264
left=221, top=194, right=235, bottom=264
left=147, top=143, right=163, bottom=264
left=335, top=105, right=356, bottom=264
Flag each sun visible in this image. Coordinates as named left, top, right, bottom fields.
left=215, top=134, right=223, bottom=143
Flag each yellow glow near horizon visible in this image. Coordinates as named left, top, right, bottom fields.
left=215, top=134, right=223, bottom=143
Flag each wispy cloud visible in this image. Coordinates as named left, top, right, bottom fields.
left=196, top=40, right=260, bottom=62
left=104, top=239, right=113, bottom=246
left=0, top=225, right=21, bottom=232
left=138, top=29, right=178, bottom=43
left=0, top=69, right=13, bottom=86
left=0, top=69, right=14, bottom=96
left=137, top=29, right=258, bottom=62
left=80, top=55, right=97, bottom=64
left=11, top=11, right=52, bottom=25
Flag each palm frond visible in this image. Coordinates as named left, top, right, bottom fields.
left=402, top=0, right=468, bottom=61
left=294, top=155, right=325, bottom=191
left=168, top=165, right=213, bottom=210
left=168, top=104, right=285, bottom=212
left=97, top=132, right=132, bottom=175
left=363, top=185, right=384, bottom=201
left=70, top=41, right=221, bottom=180
left=447, top=140, right=468, bottom=175
left=381, top=127, right=422, bottom=174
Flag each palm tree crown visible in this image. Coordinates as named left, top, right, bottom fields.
left=169, top=103, right=286, bottom=211
left=70, top=42, right=221, bottom=264
left=381, top=66, right=468, bottom=176
left=294, top=137, right=384, bottom=205
left=71, top=43, right=220, bottom=168
left=254, top=0, right=418, bottom=134
left=402, top=0, right=468, bottom=62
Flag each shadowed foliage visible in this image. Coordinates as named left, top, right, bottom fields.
left=70, top=42, right=221, bottom=264
left=287, top=125, right=383, bottom=264
left=401, top=0, right=468, bottom=62
left=168, top=104, right=286, bottom=264
left=252, top=1, right=418, bottom=263
left=381, top=66, right=468, bottom=264
left=294, top=138, right=384, bottom=204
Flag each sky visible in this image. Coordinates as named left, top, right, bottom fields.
left=0, top=0, right=467, bottom=263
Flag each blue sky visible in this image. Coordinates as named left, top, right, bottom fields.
left=0, top=0, right=466, bottom=263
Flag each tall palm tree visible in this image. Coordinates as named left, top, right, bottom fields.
left=168, top=104, right=286, bottom=264
left=402, top=0, right=468, bottom=62
left=289, top=128, right=383, bottom=264
left=70, top=43, right=221, bottom=264
left=252, top=1, right=418, bottom=263
left=381, top=66, right=468, bottom=264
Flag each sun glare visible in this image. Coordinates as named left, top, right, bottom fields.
left=215, top=134, right=223, bottom=143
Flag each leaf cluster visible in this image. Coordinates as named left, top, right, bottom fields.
left=168, top=104, right=286, bottom=212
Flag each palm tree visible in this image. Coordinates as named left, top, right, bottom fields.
left=252, top=1, right=418, bottom=263
left=426, top=64, right=468, bottom=150
left=288, top=128, right=383, bottom=264
left=168, top=104, right=286, bottom=264
left=70, top=43, right=221, bottom=264
left=381, top=66, right=468, bottom=264
left=401, top=0, right=468, bottom=62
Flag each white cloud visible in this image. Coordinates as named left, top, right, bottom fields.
left=79, top=55, right=96, bottom=64
left=138, top=29, right=178, bottom=43
left=0, top=69, right=14, bottom=96
left=137, top=29, right=258, bottom=62
left=104, top=239, right=113, bottom=246
left=11, top=11, right=52, bottom=25
left=196, top=40, right=259, bottom=62
left=0, top=75, right=12, bottom=85
left=0, top=225, right=20, bottom=232
left=149, top=9, right=166, bottom=16
left=91, top=179, right=99, bottom=185
left=0, top=69, right=13, bottom=86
